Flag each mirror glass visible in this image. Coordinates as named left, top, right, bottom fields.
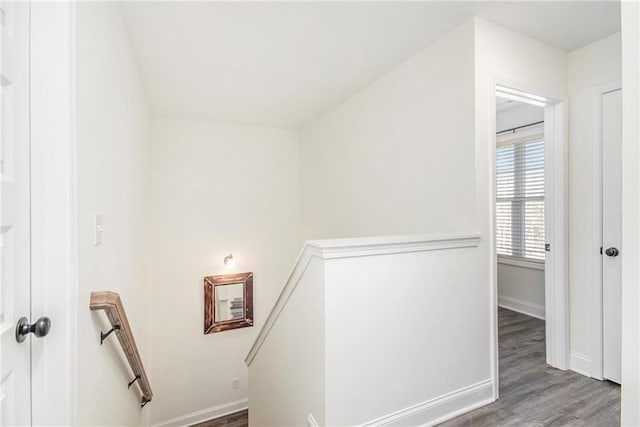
left=204, top=272, right=253, bottom=334
left=214, top=283, right=244, bottom=322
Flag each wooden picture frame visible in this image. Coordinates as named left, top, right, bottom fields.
left=204, top=272, right=253, bottom=334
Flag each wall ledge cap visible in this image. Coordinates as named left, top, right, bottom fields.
left=307, top=233, right=480, bottom=259
left=245, top=233, right=480, bottom=365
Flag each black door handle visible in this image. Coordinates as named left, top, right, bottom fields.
left=15, top=316, right=51, bottom=343
left=605, top=247, right=619, bottom=257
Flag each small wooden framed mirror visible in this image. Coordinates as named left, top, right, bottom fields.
left=204, top=272, right=253, bottom=334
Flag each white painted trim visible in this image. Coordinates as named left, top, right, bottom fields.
left=244, top=243, right=317, bottom=366
left=307, top=413, right=319, bottom=427
left=245, top=234, right=481, bottom=365
left=490, top=80, right=570, bottom=380
left=570, top=351, right=593, bottom=378
left=544, top=100, right=570, bottom=370
left=497, top=255, right=544, bottom=271
left=359, top=379, right=494, bottom=427
left=620, top=5, right=640, bottom=423
left=308, top=233, right=481, bottom=259
left=29, top=3, right=78, bottom=424
left=591, top=81, right=623, bottom=381
left=498, top=296, right=545, bottom=320
left=488, top=86, right=500, bottom=402
left=69, top=3, right=79, bottom=422
left=151, top=399, right=248, bottom=427
left=488, top=76, right=569, bottom=399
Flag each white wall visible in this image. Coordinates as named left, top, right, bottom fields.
left=478, top=21, right=623, bottom=379
left=323, top=240, right=490, bottom=426
left=300, top=21, right=477, bottom=240
left=247, top=236, right=490, bottom=427
left=474, top=17, right=567, bottom=373
left=497, top=264, right=545, bottom=319
left=248, top=256, right=325, bottom=427
left=149, top=118, right=302, bottom=426
left=621, top=2, right=640, bottom=424
left=76, top=3, right=152, bottom=425
left=567, top=33, right=621, bottom=375
left=495, top=103, right=545, bottom=319
left=294, top=20, right=569, bottom=423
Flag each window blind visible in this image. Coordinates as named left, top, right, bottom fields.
left=496, top=136, right=545, bottom=261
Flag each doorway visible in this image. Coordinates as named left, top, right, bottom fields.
left=495, top=95, right=546, bottom=322
left=492, top=84, right=569, bottom=374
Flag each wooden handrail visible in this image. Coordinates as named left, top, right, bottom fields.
left=90, top=291, right=153, bottom=407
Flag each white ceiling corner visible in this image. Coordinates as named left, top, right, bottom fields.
left=121, top=1, right=621, bottom=129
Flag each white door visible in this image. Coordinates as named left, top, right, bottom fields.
left=602, top=89, right=622, bottom=384
left=0, top=1, right=32, bottom=425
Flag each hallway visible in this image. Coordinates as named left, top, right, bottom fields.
left=195, top=308, right=620, bottom=427
left=439, top=308, right=620, bottom=426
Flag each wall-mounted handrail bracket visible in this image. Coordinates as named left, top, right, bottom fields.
left=100, top=324, right=121, bottom=345
left=128, top=375, right=141, bottom=389
left=90, top=291, right=153, bottom=408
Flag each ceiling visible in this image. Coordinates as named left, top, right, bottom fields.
left=121, top=1, right=620, bottom=129
left=496, top=96, right=518, bottom=113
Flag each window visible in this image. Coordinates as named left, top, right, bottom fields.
left=496, top=131, right=545, bottom=262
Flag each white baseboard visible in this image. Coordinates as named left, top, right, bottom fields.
left=570, top=351, right=592, bottom=378
left=498, top=295, right=545, bottom=320
left=360, top=379, right=494, bottom=427
left=152, top=399, right=248, bottom=427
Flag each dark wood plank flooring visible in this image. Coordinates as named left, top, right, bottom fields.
left=192, top=308, right=620, bottom=427
left=191, top=410, right=248, bottom=427
left=439, top=308, right=620, bottom=426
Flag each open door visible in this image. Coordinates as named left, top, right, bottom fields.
left=0, top=2, right=34, bottom=425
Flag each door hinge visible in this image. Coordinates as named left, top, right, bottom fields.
left=600, top=246, right=603, bottom=255
left=545, top=243, right=551, bottom=252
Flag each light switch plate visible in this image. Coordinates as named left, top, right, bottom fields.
left=94, top=213, right=103, bottom=246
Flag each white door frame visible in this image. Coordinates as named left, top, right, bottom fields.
left=543, top=98, right=570, bottom=370
left=491, top=80, right=569, bottom=372
left=29, top=2, right=78, bottom=424
left=591, top=81, right=623, bottom=381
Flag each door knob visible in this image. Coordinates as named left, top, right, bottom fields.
left=15, top=316, right=51, bottom=343
left=605, top=247, right=619, bottom=257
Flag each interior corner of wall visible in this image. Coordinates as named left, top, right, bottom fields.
left=470, top=15, right=482, bottom=30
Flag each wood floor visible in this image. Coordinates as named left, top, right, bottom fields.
left=193, top=308, right=620, bottom=427
left=439, top=308, right=620, bottom=426
left=191, top=410, right=248, bottom=427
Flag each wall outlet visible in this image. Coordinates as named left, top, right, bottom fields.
left=231, top=378, right=239, bottom=390
left=94, top=213, right=104, bottom=246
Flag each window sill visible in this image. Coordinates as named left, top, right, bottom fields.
left=498, top=255, right=545, bottom=271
